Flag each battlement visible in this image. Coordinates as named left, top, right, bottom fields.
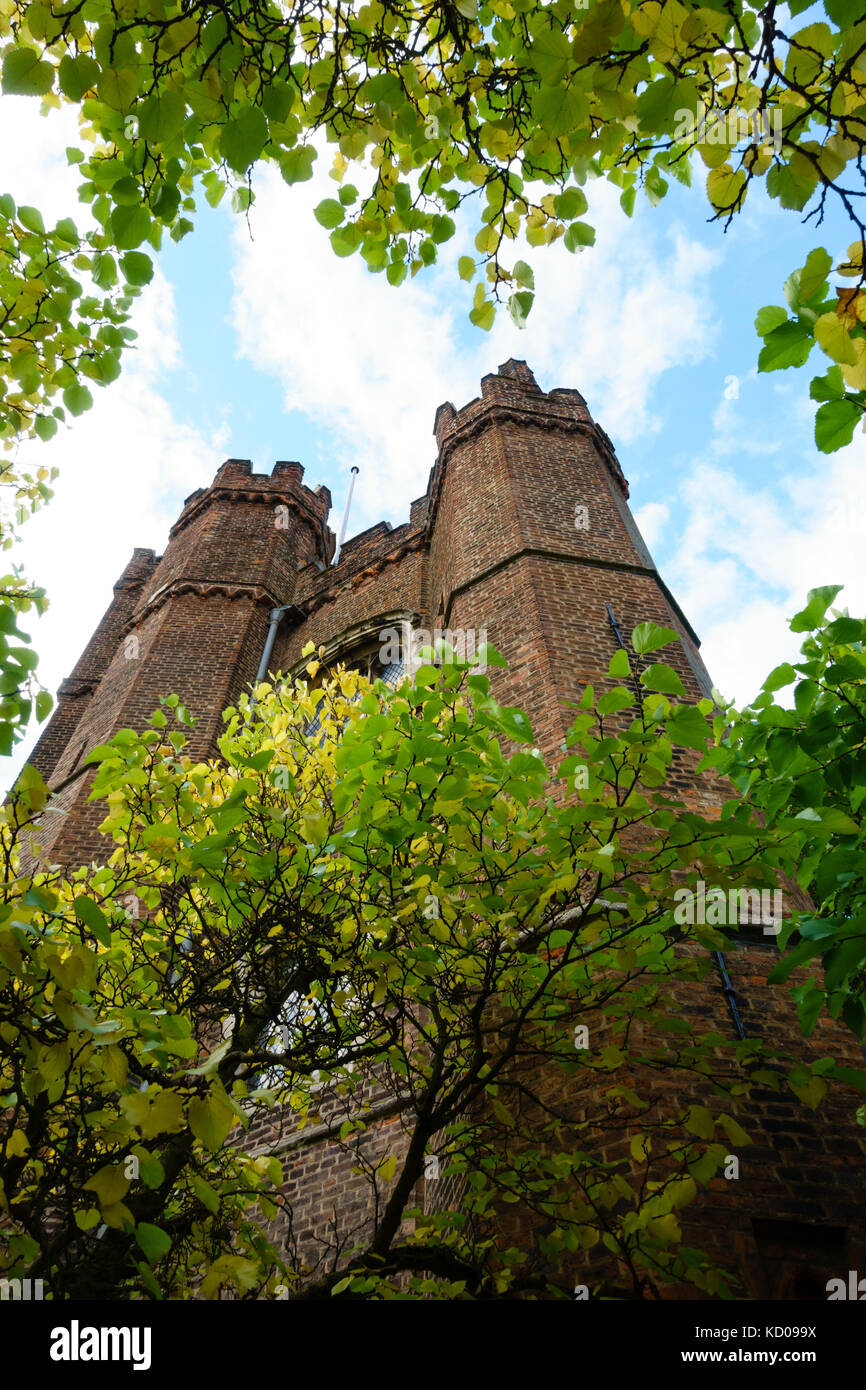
left=433, top=358, right=593, bottom=450
left=113, top=548, right=159, bottom=591
left=174, top=459, right=333, bottom=542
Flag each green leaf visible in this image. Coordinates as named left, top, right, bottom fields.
left=109, top=205, right=152, bottom=250
left=598, top=688, right=635, bottom=715
left=131, top=1145, right=165, bottom=1189
left=814, top=398, right=861, bottom=453
left=188, top=1091, right=235, bottom=1150
left=92, top=252, right=117, bottom=289
left=824, top=0, right=863, bottom=27
left=58, top=54, right=100, bottom=101
left=190, top=1173, right=220, bottom=1214
left=789, top=1070, right=826, bottom=1105
left=767, top=161, right=816, bottom=212
left=120, top=252, right=154, bottom=286
left=138, top=90, right=186, bottom=144
left=790, top=585, right=844, bottom=633
left=469, top=297, right=495, bottom=331
left=757, top=320, right=812, bottom=372
left=34, top=417, right=57, bottom=443
left=563, top=222, right=596, bottom=252
left=2, top=47, right=54, bottom=97
left=666, top=705, right=710, bottom=751
left=73, top=895, right=111, bottom=947
left=530, top=27, right=571, bottom=85
left=18, top=205, right=44, bottom=234
left=810, top=366, right=845, bottom=403
left=553, top=188, right=587, bottom=221
left=631, top=622, right=680, bottom=656
left=136, top=1222, right=172, bottom=1264
left=430, top=215, right=455, bottom=244
left=494, top=707, right=533, bottom=744
left=279, top=146, right=315, bottom=184
left=314, top=199, right=345, bottom=229
left=608, top=648, right=632, bottom=678
left=794, top=806, right=859, bottom=835
left=644, top=167, right=668, bottom=208
left=83, top=1163, right=130, bottom=1206
left=763, top=662, right=797, bottom=692
left=684, top=1104, right=714, bottom=1139
left=706, top=164, right=745, bottom=213
left=53, top=217, right=79, bottom=246
left=62, top=384, right=94, bottom=417
left=754, top=305, right=788, bottom=336
left=476, top=642, right=508, bottom=668
left=717, top=1113, right=751, bottom=1147
left=640, top=663, right=686, bottom=696
left=798, top=247, right=832, bottom=305
left=532, top=83, right=589, bottom=137
left=508, top=290, right=533, bottom=327
left=221, top=105, right=269, bottom=173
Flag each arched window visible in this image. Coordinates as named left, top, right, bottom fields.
left=303, top=633, right=405, bottom=738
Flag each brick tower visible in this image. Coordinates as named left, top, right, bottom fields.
left=25, top=360, right=866, bottom=1297
left=27, top=459, right=332, bottom=864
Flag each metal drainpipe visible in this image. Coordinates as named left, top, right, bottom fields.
left=254, top=604, right=307, bottom=688
left=713, top=950, right=746, bottom=1039
left=605, top=601, right=627, bottom=651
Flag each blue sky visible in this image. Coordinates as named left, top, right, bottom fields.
left=3, top=91, right=865, bottom=787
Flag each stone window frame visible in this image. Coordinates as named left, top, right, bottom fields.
left=287, top=609, right=422, bottom=684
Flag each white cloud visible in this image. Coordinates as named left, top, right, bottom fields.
left=494, top=205, right=720, bottom=444
left=0, top=97, right=84, bottom=224
left=230, top=165, right=469, bottom=529
left=633, top=501, right=671, bottom=551
left=649, top=381, right=866, bottom=704
left=229, top=170, right=721, bottom=529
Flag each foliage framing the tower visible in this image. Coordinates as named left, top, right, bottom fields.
left=1, top=632, right=860, bottom=1300
left=0, top=0, right=863, bottom=453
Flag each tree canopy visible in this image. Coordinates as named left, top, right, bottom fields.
left=1, top=631, right=862, bottom=1299
left=721, top=585, right=866, bottom=1062
left=0, top=0, right=864, bottom=454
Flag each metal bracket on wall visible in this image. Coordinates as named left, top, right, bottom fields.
left=606, top=601, right=627, bottom=651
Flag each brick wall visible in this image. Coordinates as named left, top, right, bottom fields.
left=24, top=359, right=866, bottom=1298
